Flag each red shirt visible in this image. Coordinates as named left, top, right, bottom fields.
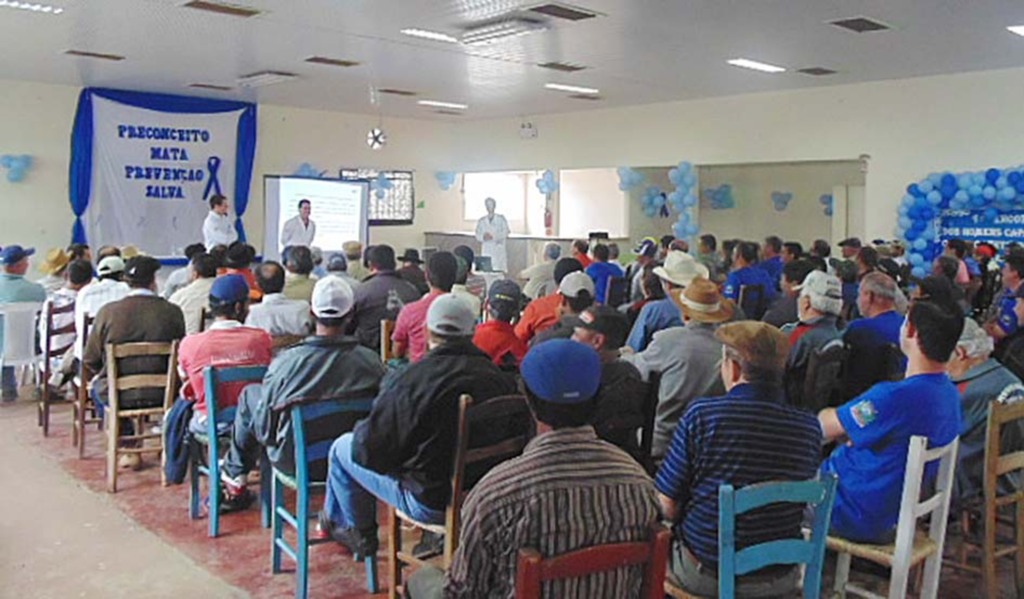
left=514, top=293, right=562, bottom=343
left=575, top=253, right=593, bottom=269
left=392, top=290, right=443, bottom=363
left=178, top=321, right=273, bottom=416
left=218, top=267, right=263, bottom=302
left=474, top=320, right=527, bottom=368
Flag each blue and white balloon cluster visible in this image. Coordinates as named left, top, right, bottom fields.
left=435, top=171, right=457, bottom=191
left=292, top=162, right=326, bottom=178
left=617, top=167, right=645, bottom=191
left=771, top=191, right=793, bottom=212
left=667, top=161, right=699, bottom=239
left=535, top=169, right=559, bottom=195
left=819, top=194, right=834, bottom=217
left=1, top=155, right=33, bottom=183
left=640, top=186, right=668, bottom=218
left=703, top=184, right=735, bottom=210
left=371, top=172, right=393, bottom=199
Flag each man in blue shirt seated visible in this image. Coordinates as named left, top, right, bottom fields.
left=843, top=272, right=906, bottom=400
left=584, top=243, right=624, bottom=305
left=819, top=292, right=964, bottom=544
left=655, top=321, right=822, bottom=597
left=757, top=235, right=784, bottom=289
left=723, top=241, right=778, bottom=319
left=625, top=250, right=707, bottom=352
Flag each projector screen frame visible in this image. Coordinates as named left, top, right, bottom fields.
left=262, top=174, right=371, bottom=262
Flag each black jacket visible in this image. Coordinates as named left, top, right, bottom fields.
left=352, top=339, right=518, bottom=510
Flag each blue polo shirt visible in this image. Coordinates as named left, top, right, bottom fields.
left=756, top=255, right=784, bottom=289
left=625, top=297, right=682, bottom=352
left=822, top=373, right=961, bottom=543
left=655, top=383, right=822, bottom=566
left=585, top=261, right=624, bottom=305
left=723, top=266, right=779, bottom=302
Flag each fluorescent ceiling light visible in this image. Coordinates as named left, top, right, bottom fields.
left=401, top=28, right=458, bottom=43
left=418, top=100, right=468, bottom=110
left=545, top=82, right=599, bottom=94
left=727, top=58, right=786, bottom=73
left=461, top=20, right=547, bottom=46
left=1008, top=25, right=1024, bottom=37
left=0, top=1, right=64, bottom=13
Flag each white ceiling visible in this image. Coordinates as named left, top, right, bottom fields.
left=4, top=0, right=1024, bottom=120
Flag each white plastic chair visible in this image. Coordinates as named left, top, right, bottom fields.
left=828, top=434, right=960, bottom=599
left=0, top=302, right=43, bottom=388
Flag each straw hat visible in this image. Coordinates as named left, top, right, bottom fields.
left=670, top=278, right=734, bottom=324
left=39, top=248, right=70, bottom=275
left=652, top=250, right=709, bottom=287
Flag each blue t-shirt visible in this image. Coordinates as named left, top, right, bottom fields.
left=822, top=373, right=961, bottom=542
left=756, top=255, right=784, bottom=290
left=723, top=267, right=779, bottom=302
left=585, top=261, right=624, bottom=305
left=625, top=297, right=682, bottom=352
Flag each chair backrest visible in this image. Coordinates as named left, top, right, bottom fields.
left=105, top=341, right=179, bottom=411
left=201, top=364, right=268, bottom=425
left=380, top=318, right=395, bottom=362
left=737, top=285, right=766, bottom=320
left=882, top=343, right=906, bottom=382
left=801, top=339, right=848, bottom=412
left=718, top=475, right=838, bottom=599
left=0, top=302, right=42, bottom=364
left=605, top=276, right=629, bottom=308
left=515, top=522, right=670, bottom=599
left=43, top=300, right=76, bottom=358
left=290, top=397, right=375, bottom=488
left=984, top=400, right=1024, bottom=505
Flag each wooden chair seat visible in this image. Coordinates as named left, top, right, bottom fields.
left=827, top=532, right=937, bottom=569
left=394, top=508, right=446, bottom=536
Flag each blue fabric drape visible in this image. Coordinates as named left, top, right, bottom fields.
left=233, top=105, right=257, bottom=242
left=68, top=89, right=94, bottom=244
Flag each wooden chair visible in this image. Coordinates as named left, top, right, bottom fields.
left=605, top=276, right=629, bottom=308
left=72, top=314, right=102, bottom=458
left=828, top=435, right=959, bottom=599
left=950, top=400, right=1024, bottom=598
left=271, top=398, right=377, bottom=598
left=38, top=299, right=76, bottom=436
left=188, top=364, right=268, bottom=537
left=516, top=522, right=670, bottom=599
left=737, top=284, right=766, bottom=320
left=104, top=340, right=179, bottom=493
left=800, top=339, right=848, bottom=412
left=385, top=394, right=533, bottom=599
left=380, top=319, right=396, bottom=362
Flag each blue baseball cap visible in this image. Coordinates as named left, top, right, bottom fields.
left=520, top=339, right=601, bottom=404
left=209, top=274, right=249, bottom=304
left=1, top=245, right=34, bottom=265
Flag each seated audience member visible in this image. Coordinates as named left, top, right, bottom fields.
left=207, top=244, right=227, bottom=269
left=621, top=278, right=730, bottom=460
left=783, top=270, right=843, bottom=410
left=585, top=243, right=624, bottom=305
left=656, top=321, right=822, bottom=597
left=221, top=242, right=262, bottom=303
left=515, top=258, right=584, bottom=344
left=452, top=245, right=486, bottom=299
left=169, top=252, right=218, bottom=335
left=608, top=242, right=623, bottom=269
left=720, top=239, right=739, bottom=273
left=624, top=264, right=663, bottom=327
left=934, top=255, right=970, bottom=313
left=282, top=245, right=317, bottom=303
left=178, top=275, right=272, bottom=449
left=819, top=293, right=964, bottom=544
left=473, top=279, right=526, bottom=369
left=450, top=256, right=482, bottom=318
left=571, top=239, right=592, bottom=269
left=40, top=259, right=93, bottom=388
left=856, top=246, right=880, bottom=280
left=66, top=243, right=91, bottom=263
left=519, top=242, right=561, bottom=299
left=95, top=244, right=122, bottom=262
left=658, top=235, right=675, bottom=261
left=407, top=339, right=661, bottom=599
left=948, top=318, right=1024, bottom=503
left=245, top=261, right=311, bottom=344
left=397, top=248, right=430, bottom=296
left=810, top=239, right=831, bottom=261
left=74, top=255, right=130, bottom=360
left=626, top=237, right=659, bottom=301
left=758, top=235, right=784, bottom=287
left=723, top=241, right=778, bottom=318
left=84, top=257, right=185, bottom=469
left=781, top=241, right=803, bottom=264
left=393, top=252, right=459, bottom=363
left=944, top=238, right=972, bottom=287
left=670, top=238, right=689, bottom=253
left=530, top=272, right=595, bottom=346
left=349, top=244, right=420, bottom=353
left=830, top=258, right=859, bottom=320
left=696, top=234, right=724, bottom=282
left=325, top=252, right=362, bottom=291
left=343, top=241, right=369, bottom=282
left=37, top=248, right=70, bottom=295
left=571, top=305, right=647, bottom=462
left=992, top=284, right=1024, bottom=381
left=319, top=294, right=516, bottom=556
left=838, top=237, right=861, bottom=261
left=162, top=243, right=207, bottom=299
left=762, top=259, right=815, bottom=328
left=986, top=253, right=1024, bottom=329
left=626, top=250, right=708, bottom=352
left=843, top=272, right=906, bottom=399
left=217, top=276, right=385, bottom=510
left=310, top=246, right=327, bottom=279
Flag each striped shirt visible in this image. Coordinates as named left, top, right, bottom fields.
left=445, top=426, right=661, bottom=599
left=655, top=383, right=822, bottom=567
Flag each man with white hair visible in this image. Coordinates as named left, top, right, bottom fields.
left=948, top=318, right=1024, bottom=503
left=519, top=242, right=561, bottom=299
left=842, top=272, right=907, bottom=400
left=782, top=270, right=843, bottom=410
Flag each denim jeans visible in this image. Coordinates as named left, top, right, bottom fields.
left=322, top=432, right=445, bottom=530
left=221, top=384, right=263, bottom=480
left=669, top=541, right=798, bottom=598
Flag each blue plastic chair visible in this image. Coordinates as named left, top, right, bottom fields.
left=716, top=474, right=838, bottom=599
left=271, top=398, right=377, bottom=598
left=188, top=364, right=267, bottom=538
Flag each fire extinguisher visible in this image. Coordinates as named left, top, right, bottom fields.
left=544, top=207, right=552, bottom=229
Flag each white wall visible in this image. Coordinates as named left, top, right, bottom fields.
left=558, top=168, right=627, bottom=239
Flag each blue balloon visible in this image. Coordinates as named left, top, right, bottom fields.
left=941, top=173, right=957, bottom=189
left=668, top=168, right=681, bottom=185
left=968, top=185, right=983, bottom=197
left=906, top=228, right=919, bottom=241
left=672, top=222, right=687, bottom=238
left=987, top=168, right=1001, bottom=184
left=685, top=223, right=699, bottom=236
left=1001, top=187, right=1018, bottom=201
left=972, top=172, right=987, bottom=186
left=898, top=216, right=912, bottom=229
left=926, top=190, right=941, bottom=204
left=899, top=205, right=910, bottom=216
left=678, top=161, right=693, bottom=174
left=682, top=172, right=696, bottom=187
left=1010, top=172, right=1023, bottom=186
left=957, top=174, right=972, bottom=190
left=984, top=186, right=997, bottom=200
left=919, top=180, right=934, bottom=193
left=683, top=194, right=697, bottom=207
left=954, top=190, right=968, bottom=202
left=985, top=207, right=999, bottom=222
left=824, top=206, right=833, bottom=217
left=6, top=168, right=24, bottom=183
left=909, top=253, right=924, bottom=266
left=970, top=196, right=986, bottom=208
left=908, top=183, right=924, bottom=197
left=911, top=266, right=926, bottom=279
left=997, top=176, right=1009, bottom=189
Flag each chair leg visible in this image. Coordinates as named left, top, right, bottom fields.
left=387, top=506, right=401, bottom=599
left=271, top=474, right=284, bottom=574
left=296, top=486, right=309, bottom=599
left=106, top=414, right=119, bottom=493
left=259, top=456, right=271, bottom=529
left=983, top=500, right=998, bottom=599
left=189, top=447, right=201, bottom=520
left=1015, top=501, right=1024, bottom=597
left=40, top=386, right=49, bottom=436
left=76, top=395, right=86, bottom=458
left=833, top=551, right=851, bottom=599
left=365, top=554, right=379, bottom=595
left=208, top=440, right=220, bottom=538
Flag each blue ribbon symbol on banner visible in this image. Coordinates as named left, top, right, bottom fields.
left=203, top=156, right=223, bottom=199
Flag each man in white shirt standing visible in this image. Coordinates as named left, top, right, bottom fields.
left=74, top=256, right=130, bottom=360
left=280, top=199, right=316, bottom=250
left=245, top=261, right=311, bottom=344
left=203, top=194, right=238, bottom=250
left=474, top=197, right=510, bottom=273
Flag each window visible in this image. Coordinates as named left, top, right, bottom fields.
left=462, top=171, right=535, bottom=223
left=339, top=168, right=414, bottom=225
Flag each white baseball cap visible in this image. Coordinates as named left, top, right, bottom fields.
left=427, top=293, right=477, bottom=336
left=311, top=276, right=354, bottom=318
left=559, top=271, right=595, bottom=299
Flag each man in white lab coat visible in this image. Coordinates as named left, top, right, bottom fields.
left=202, top=194, right=238, bottom=250
left=474, top=197, right=510, bottom=272
left=280, top=199, right=317, bottom=250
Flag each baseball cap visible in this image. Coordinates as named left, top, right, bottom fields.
left=124, top=256, right=162, bottom=284
left=488, top=279, right=522, bottom=307
left=209, top=274, right=250, bottom=304
left=838, top=237, right=862, bottom=249
left=96, top=255, right=125, bottom=276
left=426, top=293, right=477, bottom=336
left=633, top=238, right=658, bottom=258
left=574, top=305, right=630, bottom=349
left=794, top=270, right=843, bottom=299
left=715, top=321, right=789, bottom=373
left=311, top=276, right=354, bottom=318
left=326, top=253, right=348, bottom=272
left=559, top=271, right=595, bottom=299
left=1, top=245, right=34, bottom=265
left=521, top=339, right=601, bottom=404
